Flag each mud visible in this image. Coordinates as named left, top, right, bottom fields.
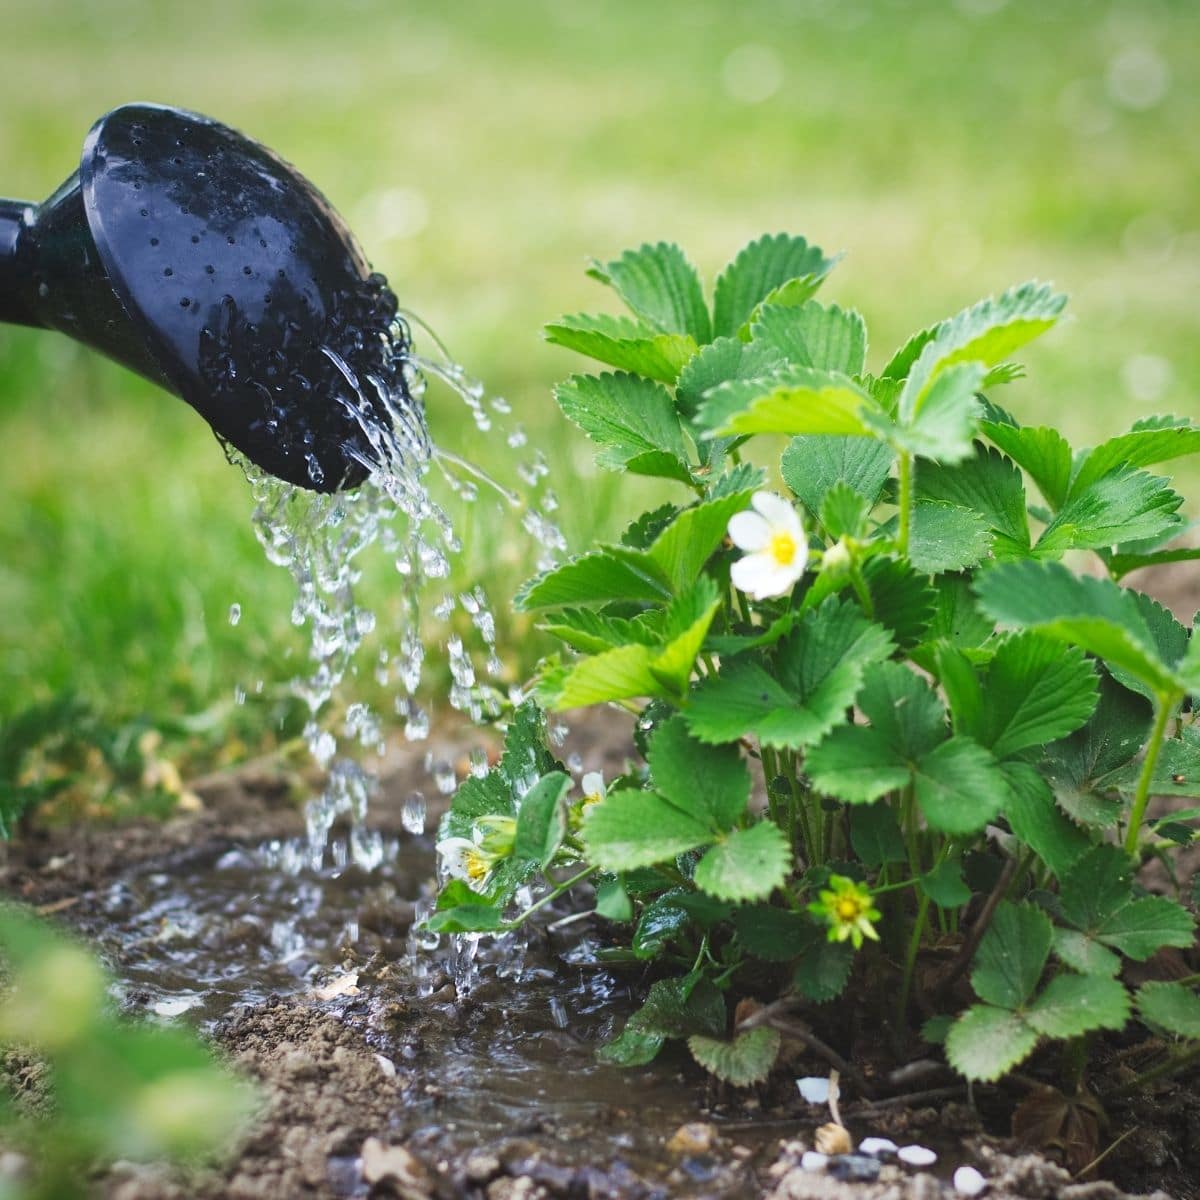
left=0, top=706, right=1198, bottom=1200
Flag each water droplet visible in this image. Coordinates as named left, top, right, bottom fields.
left=401, top=792, right=426, bottom=834
left=229, top=603, right=242, bottom=626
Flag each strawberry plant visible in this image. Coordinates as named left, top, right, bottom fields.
left=426, top=234, right=1200, bottom=1096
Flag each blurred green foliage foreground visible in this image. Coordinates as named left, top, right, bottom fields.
left=0, top=0, right=1196, bottom=805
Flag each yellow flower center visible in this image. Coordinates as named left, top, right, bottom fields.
left=465, top=849, right=490, bottom=883
left=769, top=531, right=797, bottom=566
left=836, top=896, right=863, bottom=922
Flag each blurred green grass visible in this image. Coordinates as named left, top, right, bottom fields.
left=1, top=0, right=1197, bottom=758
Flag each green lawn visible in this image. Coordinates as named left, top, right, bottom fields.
left=1, top=0, right=1197, bottom=768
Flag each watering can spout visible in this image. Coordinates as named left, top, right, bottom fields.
left=0, top=104, right=413, bottom=493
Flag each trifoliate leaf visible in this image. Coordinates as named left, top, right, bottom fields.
left=906, top=501, right=993, bottom=574
left=974, top=561, right=1182, bottom=698
left=513, top=772, right=571, bottom=870
left=913, top=737, right=1007, bottom=834
left=554, top=371, right=691, bottom=476
left=544, top=312, right=698, bottom=382
left=688, top=1027, right=782, bottom=1086
left=581, top=788, right=714, bottom=871
left=979, top=633, right=1099, bottom=760
left=712, top=233, right=834, bottom=339
left=693, top=822, right=792, bottom=902
left=971, top=901, right=1052, bottom=1010
left=980, top=421, right=1073, bottom=510
left=1137, top=981, right=1200, bottom=1039
left=916, top=446, right=1030, bottom=554
left=593, top=242, right=711, bottom=342
left=750, top=301, right=867, bottom=375
left=946, top=1004, right=1040, bottom=1082
left=781, top=433, right=894, bottom=519
left=1025, top=974, right=1130, bottom=1039
left=1035, top=468, right=1184, bottom=558
left=648, top=716, right=750, bottom=832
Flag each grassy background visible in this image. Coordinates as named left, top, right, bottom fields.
left=1, top=0, right=1197, bottom=769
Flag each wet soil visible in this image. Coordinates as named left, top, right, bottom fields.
left=1, top=705, right=1198, bottom=1200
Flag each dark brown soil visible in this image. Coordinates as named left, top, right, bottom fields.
left=1, top=707, right=1198, bottom=1200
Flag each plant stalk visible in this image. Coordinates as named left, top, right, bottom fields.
left=1124, top=693, right=1177, bottom=855
left=896, top=889, right=932, bottom=1042
left=896, top=452, right=914, bottom=557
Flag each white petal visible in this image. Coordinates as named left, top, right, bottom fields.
left=581, top=771, right=605, bottom=798
left=954, top=1166, right=988, bottom=1196
left=898, top=1145, right=938, bottom=1167
left=436, top=837, right=475, bottom=879
left=728, top=510, right=771, bottom=551
left=752, top=491, right=800, bottom=530
left=796, top=1076, right=830, bottom=1104
left=731, top=552, right=802, bottom=600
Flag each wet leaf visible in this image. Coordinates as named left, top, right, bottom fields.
left=687, top=1026, right=781, bottom=1086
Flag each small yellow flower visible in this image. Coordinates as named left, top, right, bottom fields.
left=809, top=875, right=881, bottom=949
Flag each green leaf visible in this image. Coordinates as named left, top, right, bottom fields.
left=1000, top=761, right=1091, bottom=878
left=1105, top=725, right=1200, bottom=797
left=903, top=282, right=1067, bottom=416
left=688, top=1027, right=781, bottom=1086
left=974, top=561, right=1182, bottom=697
left=971, top=901, right=1052, bottom=1010
left=712, top=233, right=834, bottom=339
left=947, top=1004, right=1040, bottom=1082
left=544, top=312, right=698, bottom=382
left=1025, top=974, right=1130, bottom=1039
left=676, top=336, right=782, bottom=418
left=687, top=599, right=894, bottom=748
left=860, top=557, right=937, bottom=649
left=916, top=573, right=996, bottom=661
left=632, top=894, right=691, bottom=958
left=596, top=1026, right=665, bottom=1066
left=1052, top=928, right=1120, bottom=977
left=979, top=634, right=1099, bottom=759
left=514, top=772, right=571, bottom=870
left=1137, top=981, right=1200, bottom=1039
left=781, top=434, right=894, bottom=517
left=906, top=500, right=994, bottom=574
left=517, top=546, right=672, bottom=610
left=749, top=301, right=867, bottom=375
left=806, top=725, right=911, bottom=804
left=593, top=242, right=711, bottom=342
left=1107, top=546, right=1200, bottom=581
left=694, top=822, right=792, bottom=902
left=595, top=877, right=633, bottom=923
left=425, top=880, right=506, bottom=934
left=819, top=481, right=873, bottom=540
left=733, top=906, right=820, bottom=961
left=647, top=488, right=755, bottom=593
left=849, top=803, right=907, bottom=867
left=538, top=607, right=645, bottom=653
left=648, top=715, right=750, bottom=832
left=554, top=371, right=691, bottom=476
left=1036, top=469, right=1183, bottom=558
left=921, top=858, right=973, bottom=908
left=581, top=788, right=714, bottom=871
left=858, top=661, right=947, bottom=758
left=981, top=421, right=1073, bottom=510
left=1070, top=422, right=1200, bottom=496
left=698, top=368, right=879, bottom=438
left=914, top=736, right=1007, bottom=834
left=792, top=937, right=855, bottom=1002
left=889, top=362, right=987, bottom=464
left=638, top=974, right=727, bottom=1038
left=916, top=446, right=1030, bottom=553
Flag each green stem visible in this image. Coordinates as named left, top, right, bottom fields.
left=896, top=890, right=932, bottom=1040
left=1125, top=694, right=1178, bottom=855
left=896, top=452, right=914, bottom=558
left=505, top=865, right=596, bottom=929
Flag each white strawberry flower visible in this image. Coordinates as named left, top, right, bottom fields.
left=436, top=832, right=495, bottom=892
left=580, top=771, right=606, bottom=808
left=728, top=491, right=808, bottom=600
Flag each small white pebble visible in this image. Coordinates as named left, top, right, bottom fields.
left=801, top=1151, right=829, bottom=1172
left=859, top=1137, right=899, bottom=1158
left=898, top=1145, right=938, bottom=1167
left=797, top=1076, right=831, bottom=1104
left=954, top=1166, right=988, bottom=1196
left=151, top=996, right=202, bottom=1018
left=374, top=1053, right=397, bottom=1079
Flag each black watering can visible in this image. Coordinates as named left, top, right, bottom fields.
left=0, top=103, right=412, bottom=492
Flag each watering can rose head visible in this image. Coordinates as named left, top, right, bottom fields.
left=728, top=491, right=808, bottom=600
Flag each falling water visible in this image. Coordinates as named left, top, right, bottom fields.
left=231, top=288, right=564, bottom=872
